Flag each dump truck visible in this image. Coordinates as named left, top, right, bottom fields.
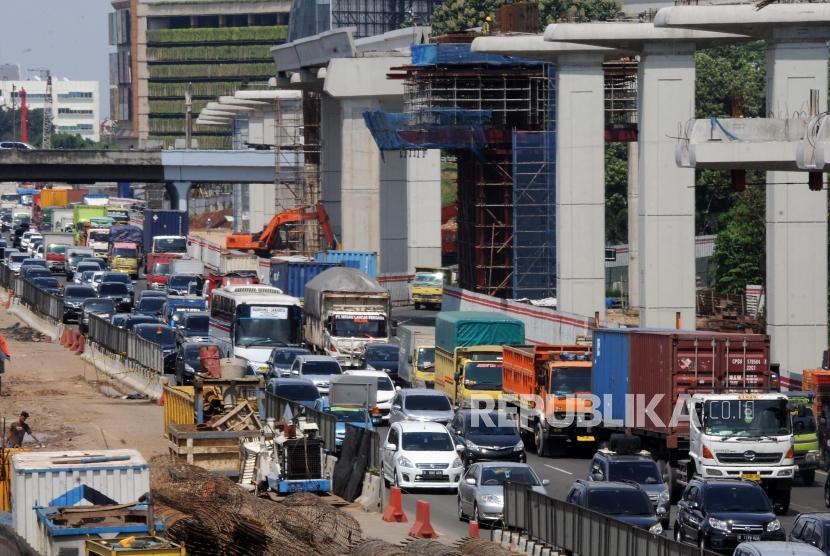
left=411, top=267, right=451, bottom=310
left=303, top=267, right=391, bottom=367
left=502, top=344, right=594, bottom=457
left=434, top=311, right=525, bottom=406
left=398, top=325, right=436, bottom=388
left=592, top=328, right=794, bottom=513
left=784, top=391, right=820, bottom=485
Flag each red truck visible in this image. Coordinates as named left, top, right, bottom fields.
left=203, top=271, right=259, bottom=304
left=146, top=253, right=182, bottom=290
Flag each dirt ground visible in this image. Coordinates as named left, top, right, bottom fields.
left=0, top=304, right=167, bottom=458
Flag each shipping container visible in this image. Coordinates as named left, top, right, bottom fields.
left=40, top=189, right=69, bottom=208
left=219, top=251, right=259, bottom=274
left=591, top=329, right=631, bottom=424
left=143, top=210, right=188, bottom=253
left=11, top=450, right=149, bottom=550
left=66, top=189, right=87, bottom=205
left=314, top=250, right=377, bottom=278
left=270, top=260, right=342, bottom=298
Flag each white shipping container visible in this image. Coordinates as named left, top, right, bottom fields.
left=11, top=450, right=149, bottom=550
left=219, top=251, right=259, bottom=274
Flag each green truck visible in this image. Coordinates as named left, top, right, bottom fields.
left=786, top=392, right=820, bottom=486
left=72, top=205, right=108, bottom=244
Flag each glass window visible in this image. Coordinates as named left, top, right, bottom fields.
left=479, top=466, right=540, bottom=486
left=365, top=344, right=398, bottom=361
left=417, top=347, right=435, bottom=369
left=401, top=431, right=454, bottom=451
left=404, top=394, right=451, bottom=411
left=705, top=485, right=771, bottom=513
left=608, top=461, right=661, bottom=485
left=135, top=325, right=175, bottom=345
left=300, top=360, right=342, bottom=376
left=275, top=383, right=320, bottom=401
left=586, top=489, right=652, bottom=516
left=463, top=362, right=503, bottom=390
left=331, top=315, right=386, bottom=338
left=99, top=283, right=128, bottom=295
left=465, top=413, right=519, bottom=436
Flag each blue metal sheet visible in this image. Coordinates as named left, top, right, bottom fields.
left=314, top=250, right=377, bottom=278
left=270, top=261, right=342, bottom=298
left=592, top=329, right=631, bottom=424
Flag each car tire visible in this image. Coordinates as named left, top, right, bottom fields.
left=802, top=469, right=816, bottom=487
left=382, top=464, right=391, bottom=488
left=473, top=503, right=481, bottom=525
left=457, top=496, right=467, bottom=522
left=535, top=425, right=549, bottom=458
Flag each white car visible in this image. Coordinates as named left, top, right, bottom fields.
left=381, top=421, right=465, bottom=491
left=19, top=231, right=34, bottom=250
left=345, top=368, right=396, bottom=423
left=90, top=271, right=106, bottom=292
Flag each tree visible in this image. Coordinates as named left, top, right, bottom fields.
left=0, top=107, right=106, bottom=149
left=709, top=184, right=765, bottom=294
left=605, top=142, right=628, bottom=244
left=695, top=41, right=765, bottom=119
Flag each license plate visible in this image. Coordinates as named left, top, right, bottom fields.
left=553, top=428, right=563, bottom=433
left=741, top=472, right=761, bottom=482
left=577, top=435, right=595, bottom=442
left=738, top=535, right=761, bottom=542
left=422, top=470, right=443, bottom=478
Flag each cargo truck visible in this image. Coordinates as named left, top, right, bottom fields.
left=72, top=205, right=107, bottom=244
left=303, top=267, right=391, bottom=367
left=411, top=267, right=451, bottom=310
left=44, top=207, right=73, bottom=233
left=144, top=210, right=188, bottom=256
left=434, top=311, right=525, bottom=406
left=502, top=344, right=595, bottom=457
left=592, top=328, right=794, bottom=514
left=784, top=392, right=819, bottom=486
left=41, top=232, right=74, bottom=273
left=146, top=253, right=182, bottom=290
left=398, top=325, right=436, bottom=388
left=108, top=225, right=143, bottom=278
left=801, top=369, right=830, bottom=471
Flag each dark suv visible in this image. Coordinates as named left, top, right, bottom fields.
left=674, top=477, right=785, bottom=553
left=789, top=513, right=830, bottom=554
left=588, top=449, right=670, bottom=528
left=566, top=480, right=663, bottom=535
left=448, top=409, right=525, bottom=467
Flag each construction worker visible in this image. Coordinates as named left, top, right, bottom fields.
left=483, top=15, right=492, bottom=34
left=0, top=330, right=9, bottom=375
left=6, top=411, right=41, bottom=448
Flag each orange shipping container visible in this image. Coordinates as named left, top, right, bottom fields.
left=40, top=189, right=69, bottom=208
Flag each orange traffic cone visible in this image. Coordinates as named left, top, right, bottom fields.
left=382, top=486, right=407, bottom=523
left=409, top=500, right=437, bottom=539
left=469, top=520, right=480, bottom=538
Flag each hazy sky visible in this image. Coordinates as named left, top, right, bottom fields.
left=0, top=0, right=112, bottom=116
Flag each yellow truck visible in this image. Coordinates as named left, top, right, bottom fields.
left=411, top=267, right=451, bottom=310
left=433, top=311, right=525, bottom=406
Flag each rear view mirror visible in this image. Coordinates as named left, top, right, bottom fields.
left=385, top=443, right=397, bottom=451
left=590, top=472, right=603, bottom=481
left=465, top=477, right=476, bottom=485
left=455, top=444, right=465, bottom=452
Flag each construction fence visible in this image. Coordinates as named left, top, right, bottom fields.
left=15, top=277, right=64, bottom=325
left=87, top=314, right=165, bottom=375
left=263, top=391, right=337, bottom=453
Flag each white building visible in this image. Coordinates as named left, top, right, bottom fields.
left=0, top=79, right=101, bottom=142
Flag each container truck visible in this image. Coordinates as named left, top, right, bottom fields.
left=398, top=325, right=436, bottom=388
left=434, top=311, right=525, bottom=406
left=41, top=232, right=74, bottom=273
left=591, top=328, right=793, bottom=513
left=44, top=207, right=74, bottom=232
left=502, top=344, right=594, bottom=457
left=144, top=210, right=188, bottom=256
left=411, top=267, right=451, bottom=310
left=270, top=260, right=342, bottom=300
left=303, top=267, right=391, bottom=367
left=108, top=225, right=143, bottom=278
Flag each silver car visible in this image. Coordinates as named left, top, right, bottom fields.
left=290, top=354, right=343, bottom=395
left=388, top=388, right=454, bottom=425
left=457, top=462, right=549, bottom=523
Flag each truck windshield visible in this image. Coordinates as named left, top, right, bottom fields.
left=332, top=316, right=386, bottom=338
left=549, top=367, right=591, bottom=394
left=234, top=304, right=301, bottom=347
left=417, top=347, right=435, bottom=369
left=154, top=237, right=187, bottom=253
left=114, top=247, right=136, bottom=258
left=702, top=399, right=791, bottom=437
left=47, top=244, right=67, bottom=254
left=89, top=231, right=109, bottom=242
left=792, top=407, right=817, bottom=435
left=608, top=461, right=661, bottom=484
left=464, top=362, right=503, bottom=390
left=152, top=263, right=170, bottom=275
left=413, top=272, right=443, bottom=286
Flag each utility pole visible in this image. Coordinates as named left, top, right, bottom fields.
left=11, top=84, right=17, bottom=141
left=20, top=88, right=28, bottom=144
left=185, top=82, right=193, bottom=149
left=41, top=71, right=53, bottom=149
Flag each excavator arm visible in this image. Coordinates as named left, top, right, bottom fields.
left=226, top=203, right=338, bottom=256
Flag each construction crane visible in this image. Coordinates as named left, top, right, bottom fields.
left=29, top=68, right=53, bottom=148
left=225, top=203, right=338, bottom=257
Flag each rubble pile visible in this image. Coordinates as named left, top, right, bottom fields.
left=0, top=323, right=48, bottom=342
left=150, top=456, right=362, bottom=555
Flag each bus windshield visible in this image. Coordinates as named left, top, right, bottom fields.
left=234, top=304, right=301, bottom=347
left=331, top=315, right=386, bottom=338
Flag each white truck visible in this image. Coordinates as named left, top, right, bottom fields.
left=303, top=267, right=391, bottom=368
left=397, top=325, right=436, bottom=388
left=87, top=228, right=111, bottom=257
left=170, top=258, right=206, bottom=276
left=41, top=232, right=75, bottom=272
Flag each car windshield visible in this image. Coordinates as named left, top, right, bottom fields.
left=549, top=367, right=592, bottom=394
left=587, top=490, right=653, bottom=516
left=10, top=254, right=26, bottom=263
left=80, top=271, right=96, bottom=282
left=275, top=383, right=320, bottom=401
left=271, top=349, right=309, bottom=366
left=301, top=360, right=342, bottom=376
left=184, top=315, right=209, bottom=336
left=65, top=286, right=96, bottom=300
left=365, top=345, right=398, bottom=361
left=114, top=247, right=136, bottom=258
left=374, top=376, right=394, bottom=391
left=479, top=466, right=540, bottom=486
left=152, top=263, right=170, bottom=275
left=466, top=413, right=520, bottom=436
left=136, top=325, right=176, bottom=346
left=464, top=362, right=503, bottom=390
left=413, top=272, right=443, bottom=286
left=332, top=316, right=386, bottom=338
left=84, top=299, right=115, bottom=313
left=138, top=297, right=166, bottom=313
left=702, top=399, right=791, bottom=437
left=77, top=264, right=101, bottom=273
left=104, top=274, right=130, bottom=284
left=417, top=347, right=435, bottom=369
left=401, top=431, right=454, bottom=451
left=169, top=275, right=196, bottom=287
left=154, top=238, right=186, bottom=253
left=608, top=461, right=662, bottom=484
left=405, top=394, right=451, bottom=412
left=99, top=283, right=128, bottom=296
left=34, top=277, right=59, bottom=288
left=705, top=485, right=771, bottom=513
left=69, top=252, right=93, bottom=264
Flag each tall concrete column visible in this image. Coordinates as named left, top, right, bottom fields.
left=555, top=53, right=607, bottom=317
left=627, top=141, right=640, bottom=308
left=320, top=95, right=343, bottom=239
left=765, top=32, right=828, bottom=373
left=166, top=181, right=191, bottom=212
left=637, top=43, right=696, bottom=329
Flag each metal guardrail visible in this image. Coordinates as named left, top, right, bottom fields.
left=127, top=333, right=165, bottom=373
left=0, top=263, right=13, bottom=289
left=87, top=313, right=129, bottom=356
left=264, top=391, right=337, bottom=452
left=16, top=276, right=64, bottom=323
left=503, top=483, right=720, bottom=556
left=367, top=428, right=381, bottom=470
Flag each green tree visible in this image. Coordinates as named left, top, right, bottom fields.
left=695, top=41, right=766, bottom=119
left=709, top=184, right=765, bottom=294
left=0, top=107, right=106, bottom=149
left=605, top=142, right=628, bottom=244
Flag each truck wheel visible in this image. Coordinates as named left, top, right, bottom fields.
left=414, top=303, right=420, bottom=310
left=521, top=428, right=536, bottom=451
left=658, top=459, right=681, bottom=504
left=535, top=425, right=550, bottom=458
left=802, top=469, right=816, bottom=487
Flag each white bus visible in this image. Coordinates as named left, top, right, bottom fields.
left=209, top=284, right=303, bottom=374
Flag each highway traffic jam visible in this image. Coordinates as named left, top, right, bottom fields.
left=4, top=187, right=830, bottom=556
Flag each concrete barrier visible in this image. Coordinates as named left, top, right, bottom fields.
left=82, top=341, right=166, bottom=401
left=355, top=472, right=382, bottom=512
left=490, top=529, right=561, bottom=556
left=8, top=299, right=60, bottom=341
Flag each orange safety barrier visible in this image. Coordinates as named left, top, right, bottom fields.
left=408, top=500, right=437, bottom=539
left=468, top=520, right=479, bottom=538
left=73, top=335, right=85, bottom=355
left=382, top=486, right=408, bottom=523
left=60, top=328, right=69, bottom=347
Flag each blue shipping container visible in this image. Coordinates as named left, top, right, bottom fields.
left=143, top=210, right=189, bottom=250
left=314, top=250, right=377, bottom=278
left=591, top=329, right=631, bottom=425
left=270, top=261, right=342, bottom=299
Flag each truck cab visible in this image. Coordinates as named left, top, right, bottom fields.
left=146, top=253, right=181, bottom=290
left=411, top=267, right=450, bottom=310
left=109, top=241, right=139, bottom=278
left=44, top=242, right=69, bottom=273
left=785, top=392, right=820, bottom=486
left=435, top=345, right=504, bottom=406
left=87, top=227, right=112, bottom=257
left=323, top=309, right=389, bottom=367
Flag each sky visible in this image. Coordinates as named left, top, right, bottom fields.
left=0, top=0, right=112, bottom=117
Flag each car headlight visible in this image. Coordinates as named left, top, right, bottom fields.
left=479, top=494, right=503, bottom=505
left=657, top=490, right=670, bottom=505
left=451, top=457, right=462, bottom=468
left=513, top=440, right=524, bottom=452
left=708, top=517, right=729, bottom=532
left=766, top=519, right=781, bottom=532
left=397, top=456, right=414, bottom=468
left=649, top=523, right=663, bottom=536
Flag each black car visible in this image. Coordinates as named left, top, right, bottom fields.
left=135, top=295, right=168, bottom=318
left=62, top=285, right=97, bottom=323
left=267, top=347, right=312, bottom=379
left=175, top=341, right=222, bottom=386
left=566, top=480, right=663, bottom=535
left=174, top=311, right=210, bottom=343
left=448, top=409, right=525, bottom=467
left=31, top=276, right=62, bottom=295
left=363, top=342, right=400, bottom=381
left=674, top=477, right=785, bottom=553
left=22, top=266, right=53, bottom=281
left=98, top=282, right=133, bottom=312
left=123, top=314, right=161, bottom=332
left=789, top=513, right=830, bottom=555
left=80, top=298, right=116, bottom=334
left=133, top=323, right=177, bottom=373
left=111, top=313, right=132, bottom=328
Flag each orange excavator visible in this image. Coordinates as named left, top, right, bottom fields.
left=226, top=203, right=338, bottom=257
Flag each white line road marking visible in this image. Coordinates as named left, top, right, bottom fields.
left=545, top=464, right=573, bottom=475
left=817, top=470, right=827, bottom=477
left=791, top=502, right=823, bottom=512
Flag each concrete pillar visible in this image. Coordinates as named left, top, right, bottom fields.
left=555, top=54, right=606, bottom=318
left=765, top=33, right=828, bottom=373
left=166, top=181, right=191, bottom=213
left=247, top=183, right=278, bottom=234
left=627, top=141, right=640, bottom=308
left=320, top=95, right=343, bottom=240
left=637, top=43, right=696, bottom=329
